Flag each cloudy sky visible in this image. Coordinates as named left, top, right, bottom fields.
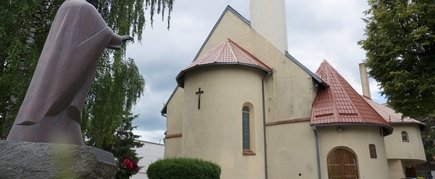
left=125, top=0, right=386, bottom=143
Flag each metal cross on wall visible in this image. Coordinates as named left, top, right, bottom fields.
left=195, top=88, right=204, bottom=110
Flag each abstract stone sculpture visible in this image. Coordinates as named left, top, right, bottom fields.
left=7, top=0, right=132, bottom=145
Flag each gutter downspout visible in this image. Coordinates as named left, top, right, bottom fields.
left=262, top=72, right=271, bottom=179
left=313, top=126, right=322, bottom=179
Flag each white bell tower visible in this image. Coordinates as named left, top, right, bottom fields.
left=250, top=0, right=288, bottom=52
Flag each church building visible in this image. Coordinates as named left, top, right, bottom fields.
left=161, top=0, right=426, bottom=178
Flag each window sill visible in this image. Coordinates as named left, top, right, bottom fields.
left=243, top=150, right=256, bottom=156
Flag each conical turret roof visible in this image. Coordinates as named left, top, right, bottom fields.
left=176, top=39, right=272, bottom=87
left=311, top=60, right=392, bottom=134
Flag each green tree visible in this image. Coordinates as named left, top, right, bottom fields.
left=359, top=0, right=435, bottom=119
left=359, top=0, right=435, bottom=166
left=0, top=0, right=55, bottom=138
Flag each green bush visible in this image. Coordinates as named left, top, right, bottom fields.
left=146, top=157, right=221, bottom=179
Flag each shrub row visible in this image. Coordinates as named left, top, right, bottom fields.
left=147, top=157, right=221, bottom=179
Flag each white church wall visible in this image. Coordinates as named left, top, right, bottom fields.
left=384, top=124, right=426, bottom=162
left=193, top=11, right=252, bottom=60
left=388, top=159, right=406, bottom=179
left=263, top=62, right=316, bottom=123
left=266, top=121, right=318, bottom=179
left=164, top=88, right=184, bottom=157
left=317, top=126, right=389, bottom=179
left=198, top=9, right=317, bottom=124
left=182, top=66, right=266, bottom=179
left=166, top=88, right=184, bottom=133
left=164, top=137, right=182, bottom=158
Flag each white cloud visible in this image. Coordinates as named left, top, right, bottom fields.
left=132, top=84, right=168, bottom=130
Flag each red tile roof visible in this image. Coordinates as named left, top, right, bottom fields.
left=311, top=60, right=392, bottom=133
left=176, top=39, right=272, bottom=87
left=363, top=97, right=424, bottom=126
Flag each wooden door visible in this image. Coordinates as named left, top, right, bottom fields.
left=327, top=149, right=359, bottom=179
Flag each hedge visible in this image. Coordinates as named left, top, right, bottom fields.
left=146, top=157, right=221, bottom=179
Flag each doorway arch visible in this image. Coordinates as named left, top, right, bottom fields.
left=327, top=147, right=359, bottom=179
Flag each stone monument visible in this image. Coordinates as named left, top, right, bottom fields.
left=7, top=0, right=132, bottom=145
left=2, top=0, right=132, bottom=178
left=0, top=140, right=117, bottom=178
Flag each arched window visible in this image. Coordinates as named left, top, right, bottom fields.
left=328, top=148, right=359, bottom=179
left=402, top=131, right=409, bottom=142
left=242, top=106, right=250, bottom=151
left=369, top=144, right=377, bottom=159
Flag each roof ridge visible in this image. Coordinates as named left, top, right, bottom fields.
left=227, top=39, right=272, bottom=71
left=333, top=64, right=388, bottom=124
left=215, top=41, right=226, bottom=63
left=328, top=63, right=359, bottom=116
left=226, top=40, right=238, bottom=63
left=192, top=5, right=251, bottom=62
left=327, top=65, right=341, bottom=122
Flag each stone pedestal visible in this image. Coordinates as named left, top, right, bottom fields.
left=0, top=140, right=117, bottom=179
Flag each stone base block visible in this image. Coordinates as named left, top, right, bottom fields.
left=0, top=140, right=117, bottom=179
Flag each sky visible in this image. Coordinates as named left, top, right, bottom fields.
left=125, top=0, right=386, bottom=143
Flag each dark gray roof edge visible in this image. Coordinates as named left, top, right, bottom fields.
left=285, top=51, right=325, bottom=86
left=161, top=86, right=179, bottom=115
left=192, top=5, right=251, bottom=61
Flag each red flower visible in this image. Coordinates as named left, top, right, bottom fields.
left=123, top=159, right=138, bottom=171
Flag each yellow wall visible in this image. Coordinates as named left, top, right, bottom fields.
left=164, top=137, right=182, bottom=157
left=182, top=66, right=266, bottom=179
left=164, top=9, right=318, bottom=179
left=388, top=159, right=405, bottom=179
left=164, top=88, right=183, bottom=157
left=186, top=10, right=318, bottom=178
left=198, top=7, right=317, bottom=124
left=384, top=124, right=426, bottom=162
left=267, top=121, right=318, bottom=179
left=166, top=88, right=183, bottom=133
left=317, top=126, right=389, bottom=179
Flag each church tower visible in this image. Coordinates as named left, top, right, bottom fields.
left=251, top=0, right=288, bottom=52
